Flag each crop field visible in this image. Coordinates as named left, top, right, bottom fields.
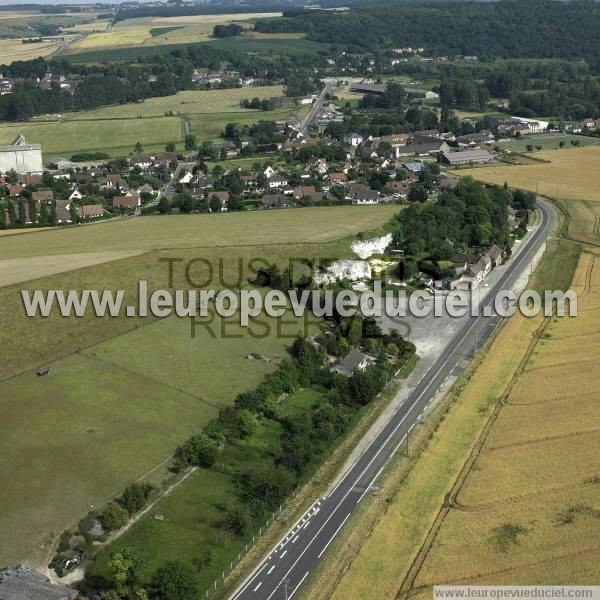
left=0, top=115, right=182, bottom=157
left=409, top=249, right=600, bottom=593
left=63, top=86, right=285, bottom=120
left=0, top=38, right=68, bottom=65
left=0, top=308, right=308, bottom=568
left=65, top=12, right=283, bottom=52
left=464, top=146, right=600, bottom=203
left=0, top=206, right=399, bottom=262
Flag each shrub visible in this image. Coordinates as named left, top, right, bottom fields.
left=99, top=502, right=129, bottom=532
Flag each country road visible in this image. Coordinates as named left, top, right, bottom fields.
left=297, top=84, right=331, bottom=135
left=231, top=199, right=556, bottom=600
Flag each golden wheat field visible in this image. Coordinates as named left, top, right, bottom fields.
left=465, top=146, right=600, bottom=203
left=412, top=250, right=600, bottom=589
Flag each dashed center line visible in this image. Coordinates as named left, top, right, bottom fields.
left=267, top=565, right=275, bottom=575
left=253, top=582, right=262, bottom=592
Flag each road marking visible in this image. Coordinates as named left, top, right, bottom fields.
left=292, top=535, right=299, bottom=544
left=253, top=582, right=262, bottom=592
left=318, top=512, right=352, bottom=559
left=303, top=521, right=310, bottom=529
left=289, top=572, right=310, bottom=600
left=280, top=550, right=287, bottom=558
left=267, top=565, right=275, bottom=575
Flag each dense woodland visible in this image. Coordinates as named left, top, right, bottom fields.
left=256, top=1, right=600, bottom=63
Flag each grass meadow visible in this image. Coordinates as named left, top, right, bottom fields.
left=0, top=116, right=183, bottom=157
left=62, top=86, right=285, bottom=120
left=86, top=383, right=321, bottom=592
left=0, top=205, right=397, bottom=568
left=0, top=309, right=312, bottom=568
left=1, top=85, right=297, bottom=158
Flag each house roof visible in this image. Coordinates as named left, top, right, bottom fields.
left=77, top=204, right=105, bottom=218
left=441, top=149, right=496, bottom=164
left=336, top=350, right=367, bottom=374
left=112, top=194, right=139, bottom=208
left=31, top=190, right=53, bottom=203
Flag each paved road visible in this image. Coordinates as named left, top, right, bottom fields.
left=232, top=200, right=555, bottom=600
left=298, top=84, right=331, bottom=135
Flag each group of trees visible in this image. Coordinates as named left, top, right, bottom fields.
left=390, top=177, right=522, bottom=260
left=213, top=23, right=244, bottom=38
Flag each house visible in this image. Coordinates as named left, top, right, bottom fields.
left=263, top=166, right=277, bottom=179
left=0, top=565, right=78, bottom=600
left=293, top=185, right=317, bottom=200
left=261, top=193, right=287, bottom=208
left=487, top=244, right=503, bottom=267
left=241, top=175, right=259, bottom=191
left=439, top=149, right=496, bottom=166
left=137, top=183, right=154, bottom=196
left=68, top=188, right=84, bottom=202
left=19, top=173, right=43, bottom=186
left=179, top=171, right=194, bottom=185
left=331, top=350, right=368, bottom=377
left=77, top=204, right=106, bottom=219
left=344, top=132, right=364, bottom=147
left=380, top=133, right=411, bottom=157
left=112, top=194, right=140, bottom=209
left=129, top=155, right=153, bottom=169
left=455, top=131, right=495, bottom=147
left=351, top=190, right=379, bottom=205
left=327, top=172, right=348, bottom=186
left=100, top=174, right=128, bottom=191
left=55, top=200, right=72, bottom=223
left=31, top=190, right=54, bottom=204
left=438, top=173, right=460, bottom=189
left=401, top=135, right=450, bottom=157
left=208, top=190, right=229, bottom=211
left=402, top=162, right=426, bottom=174
left=266, top=174, right=288, bottom=189
left=507, top=206, right=519, bottom=230
left=7, top=183, right=23, bottom=196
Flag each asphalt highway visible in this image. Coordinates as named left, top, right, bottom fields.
left=232, top=200, right=555, bottom=600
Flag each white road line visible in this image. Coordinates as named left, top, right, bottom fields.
left=289, top=572, right=310, bottom=600
left=303, top=521, right=310, bottom=529
left=356, top=462, right=386, bottom=504
left=253, top=582, right=262, bottom=592
left=267, top=565, right=275, bottom=575
left=232, top=563, right=269, bottom=600
left=292, top=535, right=299, bottom=544
left=318, top=512, right=352, bottom=559
left=280, top=550, right=287, bottom=558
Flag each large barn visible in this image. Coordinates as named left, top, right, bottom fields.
left=0, top=133, right=43, bottom=174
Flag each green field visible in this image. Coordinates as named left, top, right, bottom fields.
left=498, top=133, right=600, bottom=153
left=1, top=86, right=296, bottom=158
left=61, top=86, right=285, bottom=120
left=0, top=310, right=309, bottom=568
left=0, top=116, right=183, bottom=158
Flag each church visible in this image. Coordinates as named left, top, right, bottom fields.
left=0, top=133, right=43, bottom=174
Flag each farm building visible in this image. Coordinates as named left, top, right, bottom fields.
left=440, top=149, right=497, bottom=165
left=0, top=134, right=43, bottom=175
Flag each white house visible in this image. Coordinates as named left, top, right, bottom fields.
left=344, top=132, right=363, bottom=147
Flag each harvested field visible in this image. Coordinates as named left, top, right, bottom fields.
left=464, top=147, right=600, bottom=203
